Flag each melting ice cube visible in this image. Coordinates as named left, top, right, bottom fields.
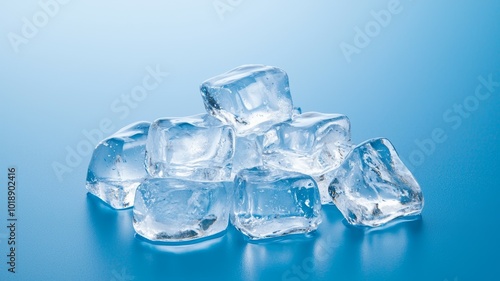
left=327, top=138, right=424, bottom=227
left=86, top=121, right=150, bottom=209
left=231, top=166, right=322, bottom=240
left=133, top=178, right=231, bottom=242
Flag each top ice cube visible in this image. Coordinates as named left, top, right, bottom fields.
left=200, top=65, right=294, bottom=136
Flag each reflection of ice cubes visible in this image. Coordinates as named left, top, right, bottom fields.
left=86, top=121, right=150, bottom=209
left=231, top=167, right=322, bottom=240
left=327, top=138, right=424, bottom=227
left=145, top=114, right=235, bottom=181
left=262, top=112, right=352, bottom=204
left=200, top=65, right=294, bottom=136
left=133, top=178, right=231, bottom=242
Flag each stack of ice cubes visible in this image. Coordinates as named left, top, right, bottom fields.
left=86, top=64, right=424, bottom=243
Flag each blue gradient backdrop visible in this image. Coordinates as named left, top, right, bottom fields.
left=1, top=1, right=499, bottom=280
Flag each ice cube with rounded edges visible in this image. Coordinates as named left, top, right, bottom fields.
left=133, top=178, right=231, bottom=243
left=200, top=65, right=294, bottom=136
left=145, top=114, right=235, bottom=181
left=86, top=121, right=150, bottom=209
left=231, top=167, right=322, bottom=240
left=262, top=112, right=353, bottom=204
left=327, top=138, right=424, bottom=227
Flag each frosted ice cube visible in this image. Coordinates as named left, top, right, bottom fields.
left=86, top=121, right=150, bottom=209
left=262, top=112, right=352, bottom=204
left=200, top=65, right=294, bottom=136
left=327, top=138, right=424, bottom=227
left=133, top=178, right=231, bottom=242
left=145, top=114, right=235, bottom=181
left=231, top=167, right=322, bottom=240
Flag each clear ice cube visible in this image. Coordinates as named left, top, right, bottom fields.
left=145, top=114, right=235, bottom=181
left=231, top=134, right=264, bottom=178
left=200, top=65, right=294, bottom=136
left=262, top=112, right=352, bottom=204
left=133, top=178, right=231, bottom=242
left=327, top=138, right=424, bottom=227
left=86, top=121, right=150, bottom=209
left=231, top=167, right=322, bottom=240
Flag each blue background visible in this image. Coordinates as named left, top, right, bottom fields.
left=1, top=1, right=499, bottom=280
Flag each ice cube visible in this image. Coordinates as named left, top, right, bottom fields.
left=262, top=112, right=352, bottom=204
left=327, top=138, right=424, bottom=227
left=133, top=178, right=231, bottom=242
left=200, top=65, right=294, bottom=136
left=231, top=167, right=322, bottom=240
left=145, top=114, right=235, bottom=181
left=86, top=121, right=150, bottom=209
left=231, top=134, right=264, bottom=178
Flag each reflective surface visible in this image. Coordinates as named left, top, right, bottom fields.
left=1, top=1, right=499, bottom=280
